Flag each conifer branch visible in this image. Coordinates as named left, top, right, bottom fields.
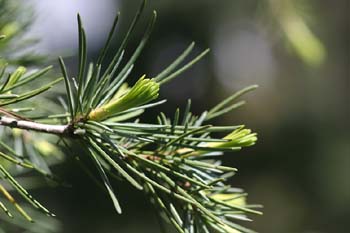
left=0, top=116, right=71, bottom=136
left=0, top=0, right=261, bottom=232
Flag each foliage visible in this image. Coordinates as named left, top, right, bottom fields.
left=0, top=1, right=262, bottom=232
left=266, top=0, right=326, bottom=66
left=0, top=0, right=44, bottom=66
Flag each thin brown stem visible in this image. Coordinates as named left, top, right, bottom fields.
left=0, top=116, right=73, bottom=136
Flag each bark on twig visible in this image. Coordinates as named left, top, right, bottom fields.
left=0, top=116, right=71, bottom=136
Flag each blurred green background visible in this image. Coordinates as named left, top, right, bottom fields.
left=12, top=0, right=350, bottom=232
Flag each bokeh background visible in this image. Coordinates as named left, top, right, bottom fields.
left=12, top=0, right=350, bottom=232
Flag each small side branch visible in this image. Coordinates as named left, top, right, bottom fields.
left=0, top=116, right=71, bottom=136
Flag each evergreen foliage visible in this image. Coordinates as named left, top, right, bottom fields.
left=0, top=1, right=262, bottom=232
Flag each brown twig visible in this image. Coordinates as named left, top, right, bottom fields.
left=0, top=116, right=73, bottom=136
left=0, top=107, right=33, bottom=122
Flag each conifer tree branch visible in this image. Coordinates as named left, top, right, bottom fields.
left=0, top=116, right=71, bottom=136
left=0, top=1, right=262, bottom=232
